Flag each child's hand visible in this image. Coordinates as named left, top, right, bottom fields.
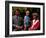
left=20, top=26, right=23, bottom=29
left=24, top=25, right=26, bottom=30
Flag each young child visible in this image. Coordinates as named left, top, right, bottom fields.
left=24, top=10, right=30, bottom=30
left=28, top=12, right=40, bottom=30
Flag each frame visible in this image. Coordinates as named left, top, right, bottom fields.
left=5, top=1, right=45, bottom=37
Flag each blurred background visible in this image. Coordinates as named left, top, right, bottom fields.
left=12, top=7, right=40, bottom=17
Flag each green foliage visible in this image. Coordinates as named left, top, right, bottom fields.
left=12, top=7, right=40, bottom=16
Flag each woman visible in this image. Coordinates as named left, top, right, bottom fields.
left=28, top=12, right=40, bottom=30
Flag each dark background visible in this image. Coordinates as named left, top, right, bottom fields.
left=12, top=7, right=40, bottom=19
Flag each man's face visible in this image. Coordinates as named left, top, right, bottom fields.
left=15, top=10, right=20, bottom=16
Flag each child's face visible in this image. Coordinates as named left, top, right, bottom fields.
left=26, top=11, right=29, bottom=16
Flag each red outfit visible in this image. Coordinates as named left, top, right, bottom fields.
left=28, top=20, right=40, bottom=30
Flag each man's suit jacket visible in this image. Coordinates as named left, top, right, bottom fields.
left=12, top=15, right=19, bottom=26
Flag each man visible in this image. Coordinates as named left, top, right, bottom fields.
left=12, top=9, right=20, bottom=31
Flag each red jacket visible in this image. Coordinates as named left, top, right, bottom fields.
left=28, top=20, right=40, bottom=30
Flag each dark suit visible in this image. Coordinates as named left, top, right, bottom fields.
left=12, top=15, right=19, bottom=25
left=12, top=15, right=19, bottom=31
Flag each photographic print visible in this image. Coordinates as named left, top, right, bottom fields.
left=5, top=1, right=45, bottom=37
left=12, top=7, right=40, bottom=31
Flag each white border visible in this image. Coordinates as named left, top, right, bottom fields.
left=9, top=3, right=43, bottom=35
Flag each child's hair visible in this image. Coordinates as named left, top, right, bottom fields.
left=25, top=10, right=30, bottom=15
left=25, top=9, right=30, bottom=13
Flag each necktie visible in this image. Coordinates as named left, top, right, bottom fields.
left=16, top=16, right=18, bottom=22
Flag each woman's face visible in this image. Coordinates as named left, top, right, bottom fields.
left=33, top=15, right=36, bottom=19
left=32, top=13, right=38, bottom=19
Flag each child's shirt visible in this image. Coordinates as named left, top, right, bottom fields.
left=24, top=16, right=30, bottom=27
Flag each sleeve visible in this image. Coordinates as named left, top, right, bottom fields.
left=24, top=16, right=26, bottom=25
left=33, top=21, right=40, bottom=30
left=28, top=20, right=40, bottom=30
left=31, top=21, right=40, bottom=30
left=24, top=16, right=26, bottom=30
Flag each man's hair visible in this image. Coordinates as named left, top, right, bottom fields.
left=15, top=8, right=20, bottom=12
